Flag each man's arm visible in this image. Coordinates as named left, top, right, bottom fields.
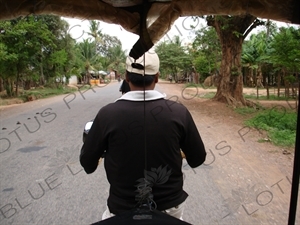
left=80, top=114, right=105, bottom=174
left=180, top=110, right=206, bottom=168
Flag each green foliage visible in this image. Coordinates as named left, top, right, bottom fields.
left=268, top=129, right=296, bottom=146
left=234, top=107, right=257, bottom=115
left=268, top=26, right=300, bottom=71
left=75, top=39, right=100, bottom=74
left=106, top=44, right=126, bottom=74
left=284, top=74, right=297, bottom=83
left=0, top=15, right=76, bottom=95
left=73, top=21, right=125, bottom=80
left=245, top=107, right=297, bottom=147
left=155, top=36, right=192, bottom=79
left=232, top=31, right=243, bottom=38
left=191, top=26, right=221, bottom=77
left=0, top=86, right=78, bottom=106
left=244, top=93, right=295, bottom=101
left=242, top=32, right=269, bottom=67
left=193, top=54, right=211, bottom=80
left=99, top=34, right=122, bottom=57
left=49, top=49, right=68, bottom=66
left=231, top=67, right=240, bottom=76
left=22, top=87, right=77, bottom=101
left=0, top=16, right=56, bottom=95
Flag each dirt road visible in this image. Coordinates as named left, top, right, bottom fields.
left=0, top=81, right=298, bottom=224
left=156, top=81, right=299, bottom=224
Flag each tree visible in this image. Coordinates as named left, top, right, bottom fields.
left=191, top=26, right=221, bottom=81
left=75, top=39, right=101, bottom=84
left=87, top=20, right=103, bottom=55
left=36, top=16, right=74, bottom=86
left=98, top=34, right=122, bottom=57
left=48, top=49, right=68, bottom=86
left=268, top=26, right=300, bottom=97
left=206, top=15, right=265, bottom=106
left=155, top=36, right=191, bottom=81
left=0, top=36, right=18, bottom=95
left=242, top=31, right=270, bottom=87
left=106, top=44, right=126, bottom=76
left=0, top=16, right=56, bottom=96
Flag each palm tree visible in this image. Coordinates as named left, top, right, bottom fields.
left=87, top=20, right=103, bottom=54
left=242, top=31, right=270, bottom=88
left=76, top=39, right=101, bottom=84
left=107, top=45, right=127, bottom=78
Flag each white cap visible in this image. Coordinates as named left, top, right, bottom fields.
left=126, top=51, right=159, bottom=76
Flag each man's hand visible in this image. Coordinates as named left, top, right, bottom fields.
left=181, top=150, right=186, bottom=159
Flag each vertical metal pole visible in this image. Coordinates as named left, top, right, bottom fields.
left=288, top=91, right=300, bottom=225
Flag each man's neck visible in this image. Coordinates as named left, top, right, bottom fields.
left=129, top=83, right=155, bottom=91
left=130, top=87, right=154, bottom=91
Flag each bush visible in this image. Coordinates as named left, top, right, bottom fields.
left=245, top=107, right=297, bottom=147
left=234, top=107, right=257, bottom=115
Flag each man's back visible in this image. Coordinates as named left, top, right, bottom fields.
left=81, top=96, right=206, bottom=214
left=80, top=51, right=206, bottom=220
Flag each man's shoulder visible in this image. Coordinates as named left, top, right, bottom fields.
left=162, top=98, right=186, bottom=108
left=99, top=102, right=119, bottom=112
left=150, top=98, right=189, bottom=113
left=101, top=100, right=135, bottom=109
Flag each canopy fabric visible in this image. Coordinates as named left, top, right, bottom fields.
left=1, top=0, right=299, bottom=57
left=1, top=1, right=299, bottom=31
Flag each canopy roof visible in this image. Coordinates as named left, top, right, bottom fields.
left=1, top=0, right=299, bottom=58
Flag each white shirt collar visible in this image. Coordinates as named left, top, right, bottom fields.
left=115, top=90, right=166, bottom=102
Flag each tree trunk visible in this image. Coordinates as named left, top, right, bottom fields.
left=24, top=80, right=31, bottom=90
left=283, top=69, right=290, bottom=98
left=40, top=48, right=45, bottom=86
left=266, top=83, right=270, bottom=99
left=4, top=78, right=13, bottom=97
left=15, top=71, right=19, bottom=97
left=85, top=70, right=90, bottom=84
left=40, top=63, right=45, bottom=86
left=277, top=71, right=281, bottom=97
left=0, top=77, right=4, bottom=92
left=207, top=15, right=264, bottom=107
left=249, top=67, right=254, bottom=87
left=212, top=36, right=246, bottom=106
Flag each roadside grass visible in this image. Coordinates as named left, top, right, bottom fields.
left=182, top=84, right=296, bottom=102
left=244, top=93, right=296, bottom=101
left=241, top=107, right=297, bottom=148
left=0, top=86, right=79, bottom=106
left=183, top=83, right=215, bottom=88
left=200, top=92, right=216, bottom=99
left=198, top=92, right=296, bottom=101
left=21, top=86, right=78, bottom=100
left=182, top=83, right=297, bottom=147
left=234, top=107, right=257, bottom=115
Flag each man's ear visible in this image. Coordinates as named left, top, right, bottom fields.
left=154, top=72, right=159, bottom=83
left=125, top=72, right=130, bottom=82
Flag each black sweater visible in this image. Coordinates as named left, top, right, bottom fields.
left=80, top=91, right=206, bottom=214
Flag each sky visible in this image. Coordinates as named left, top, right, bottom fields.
left=63, top=16, right=297, bottom=53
